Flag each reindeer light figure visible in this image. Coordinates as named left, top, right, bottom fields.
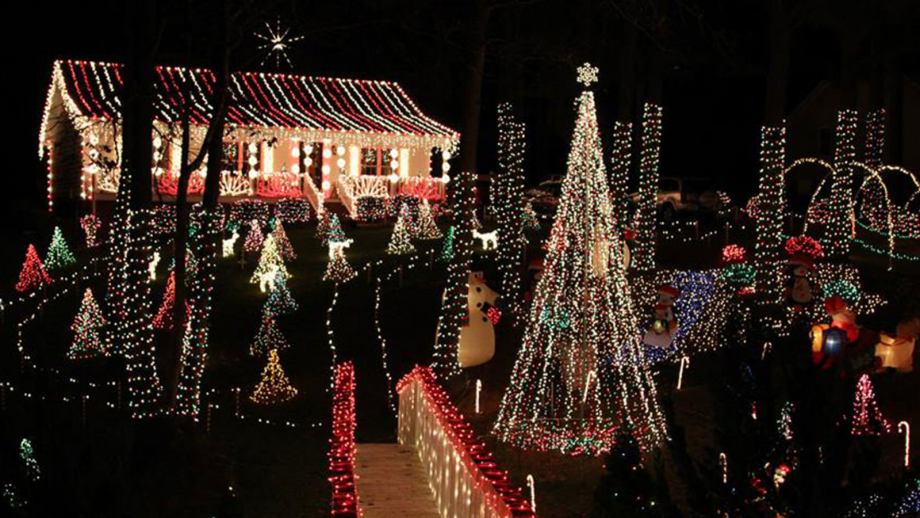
left=258, top=264, right=279, bottom=293
left=327, top=238, right=354, bottom=260
left=222, top=230, right=240, bottom=258
left=148, top=251, right=160, bottom=280
left=473, top=229, right=498, bottom=251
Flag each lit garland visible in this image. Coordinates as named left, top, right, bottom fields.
left=754, top=125, right=786, bottom=304
left=386, top=205, right=417, bottom=255
left=493, top=66, right=666, bottom=454
left=68, top=288, right=108, bottom=360
left=632, top=102, right=663, bottom=273
left=609, top=121, right=632, bottom=227
left=250, top=349, right=298, bottom=404
left=432, top=169, right=474, bottom=379
left=397, top=366, right=536, bottom=517
left=80, top=214, right=102, bottom=248
left=328, top=361, right=359, bottom=516
left=825, top=110, right=858, bottom=259
left=494, top=102, right=527, bottom=324
left=45, top=143, right=54, bottom=211
left=15, top=245, right=53, bottom=293
left=850, top=374, right=891, bottom=436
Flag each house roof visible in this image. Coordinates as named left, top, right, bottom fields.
left=40, top=59, right=458, bottom=153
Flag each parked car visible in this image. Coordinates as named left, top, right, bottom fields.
left=524, top=176, right=564, bottom=214
left=631, top=176, right=723, bottom=221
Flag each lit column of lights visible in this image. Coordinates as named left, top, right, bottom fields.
left=336, top=144, right=348, bottom=187
left=105, top=160, right=133, bottom=356
left=609, top=121, right=632, bottom=227
left=864, top=108, right=886, bottom=168
left=321, top=141, right=333, bottom=198
left=396, top=367, right=535, bottom=517
left=44, top=142, right=54, bottom=212
left=152, top=134, right=164, bottom=179
left=849, top=373, right=891, bottom=436
left=826, top=109, right=858, bottom=259
left=754, top=124, right=787, bottom=304
left=494, top=102, right=527, bottom=324
left=632, top=102, right=662, bottom=272
left=120, top=206, right=163, bottom=419
left=328, top=362, right=359, bottom=516
left=247, top=141, right=259, bottom=179
left=493, top=65, right=666, bottom=455
left=431, top=168, right=474, bottom=379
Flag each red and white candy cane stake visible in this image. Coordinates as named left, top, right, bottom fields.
left=899, top=421, right=910, bottom=468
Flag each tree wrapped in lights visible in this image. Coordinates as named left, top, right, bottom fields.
left=494, top=102, right=527, bottom=323
left=493, top=65, right=666, bottom=454
left=263, top=272, right=298, bottom=316
left=250, top=235, right=290, bottom=289
left=850, top=374, right=891, bottom=436
left=15, top=244, right=53, bottom=292
left=271, top=221, right=296, bottom=261
left=415, top=199, right=442, bottom=240
left=754, top=125, right=787, bottom=303
left=250, top=312, right=291, bottom=357
left=323, top=242, right=357, bottom=284
left=386, top=206, right=416, bottom=255
left=632, top=102, right=663, bottom=272
left=826, top=110, right=858, bottom=260
left=243, top=220, right=264, bottom=254
left=104, top=168, right=132, bottom=349
left=44, top=226, right=76, bottom=271
left=68, top=288, right=107, bottom=360
left=432, top=170, right=474, bottom=378
left=438, top=225, right=456, bottom=262
left=80, top=214, right=103, bottom=248
left=609, top=121, right=633, bottom=228
left=250, top=349, right=298, bottom=404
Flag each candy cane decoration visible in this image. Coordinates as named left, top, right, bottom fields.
left=761, top=341, right=772, bottom=360
left=475, top=379, right=482, bottom=414
left=526, top=474, right=536, bottom=512
left=677, top=356, right=690, bottom=390
left=719, top=452, right=728, bottom=484
left=582, top=370, right=595, bottom=403
left=899, top=421, right=910, bottom=468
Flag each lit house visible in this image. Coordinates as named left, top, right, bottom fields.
left=39, top=59, right=458, bottom=217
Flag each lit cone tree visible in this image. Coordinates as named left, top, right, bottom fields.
left=494, top=102, right=527, bottom=323
left=152, top=270, right=190, bottom=330
left=243, top=220, right=264, bottom=254
left=15, top=244, right=53, bottom=292
left=250, top=311, right=291, bottom=356
left=493, top=64, right=667, bottom=454
left=68, top=288, right=107, bottom=359
left=631, top=102, right=663, bottom=272
left=324, top=213, right=345, bottom=245
left=264, top=272, right=299, bottom=316
left=416, top=199, right=443, bottom=240
left=386, top=206, right=416, bottom=255
left=432, top=169, right=475, bottom=378
left=323, top=243, right=357, bottom=283
left=250, top=235, right=290, bottom=288
left=271, top=221, right=296, bottom=261
left=316, top=211, right=331, bottom=242
left=250, top=349, right=298, bottom=404
left=45, top=226, right=77, bottom=271
left=850, top=374, right=891, bottom=436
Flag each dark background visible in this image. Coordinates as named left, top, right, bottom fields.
left=5, top=0, right=919, bottom=228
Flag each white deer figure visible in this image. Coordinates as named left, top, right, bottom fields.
left=222, top=230, right=240, bottom=258
left=327, top=238, right=354, bottom=260
left=148, top=251, right=161, bottom=280
left=473, top=229, right=499, bottom=251
left=258, top=264, right=279, bottom=293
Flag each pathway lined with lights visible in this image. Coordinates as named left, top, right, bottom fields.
left=355, top=443, right=438, bottom=517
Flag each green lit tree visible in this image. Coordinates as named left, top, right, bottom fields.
left=44, top=226, right=77, bottom=271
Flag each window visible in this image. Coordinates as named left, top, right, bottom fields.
left=361, top=148, right=379, bottom=176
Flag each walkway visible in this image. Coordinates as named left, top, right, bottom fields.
left=355, top=443, right=439, bottom=517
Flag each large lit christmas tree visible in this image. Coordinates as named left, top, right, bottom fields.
left=15, top=244, right=53, bottom=293
left=386, top=206, right=417, bottom=255
left=68, top=288, right=107, bottom=360
left=44, top=226, right=77, bottom=271
left=494, top=102, right=527, bottom=323
left=250, top=349, right=298, bottom=404
left=492, top=64, right=666, bottom=454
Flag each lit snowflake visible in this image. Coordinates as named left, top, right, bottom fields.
left=576, top=62, right=599, bottom=87
left=254, top=17, right=305, bottom=69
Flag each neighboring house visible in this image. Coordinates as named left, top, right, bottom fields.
left=786, top=77, right=919, bottom=199
left=39, top=59, right=458, bottom=217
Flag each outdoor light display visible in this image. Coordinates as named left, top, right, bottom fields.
left=152, top=271, right=189, bottom=330
left=386, top=206, right=417, bottom=255
left=68, top=288, right=107, bottom=360
left=432, top=170, right=474, bottom=379
left=850, top=374, right=891, bottom=437
left=270, top=221, right=296, bottom=261
left=609, top=121, right=632, bottom=226
left=494, top=102, right=527, bottom=324
left=273, top=197, right=311, bottom=224
left=20, top=439, right=40, bottom=482
left=632, top=102, right=663, bottom=273
left=250, top=235, right=291, bottom=290
left=80, top=214, right=102, bottom=248
left=397, top=366, right=535, bottom=517
left=492, top=65, right=666, bottom=454
left=328, top=362, right=359, bottom=516
left=415, top=199, right=442, bottom=240
left=15, top=245, right=53, bottom=293
left=44, top=226, right=76, bottom=271
left=250, top=349, right=297, bottom=405
left=250, top=313, right=291, bottom=357
left=323, top=240, right=357, bottom=284
left=826, top=109, right=858, bottom=259
left=243, top=221, right=265, bottom=254
left=754, top=125, right=786, bottom=304
left=263, top=272, right=299, bottom=315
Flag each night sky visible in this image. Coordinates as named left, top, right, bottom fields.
left=5, top=1, right=918, bottom=229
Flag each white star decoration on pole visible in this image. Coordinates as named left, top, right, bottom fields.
left=255, top=17, right=305, bottom=69
left=576, top=62, right=599, bottom=87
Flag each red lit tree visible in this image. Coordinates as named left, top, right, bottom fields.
left=15, top=245, right=53, bottom=292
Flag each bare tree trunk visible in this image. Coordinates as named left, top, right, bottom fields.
left=458, top=0, right=491, bottom=175
left=764, top=0, right=791, bottom=126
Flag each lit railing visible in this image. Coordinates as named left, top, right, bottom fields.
left=397, top=366, right=535, bottom=518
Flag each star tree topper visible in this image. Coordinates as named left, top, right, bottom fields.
left=255, top=17, right=305, bottom=69
left=577, top=62, right=599, bottom=87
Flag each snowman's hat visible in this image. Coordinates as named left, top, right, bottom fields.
left=657, top=285, right=679, bottom=298
left=788, top=253, right=814, bottom=269
left=824, top=295, right=847, bottom=316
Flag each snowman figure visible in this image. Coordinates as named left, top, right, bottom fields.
left=786, top=253, right=814, bottom=306
left=457, top=272, right=501, bottom=368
